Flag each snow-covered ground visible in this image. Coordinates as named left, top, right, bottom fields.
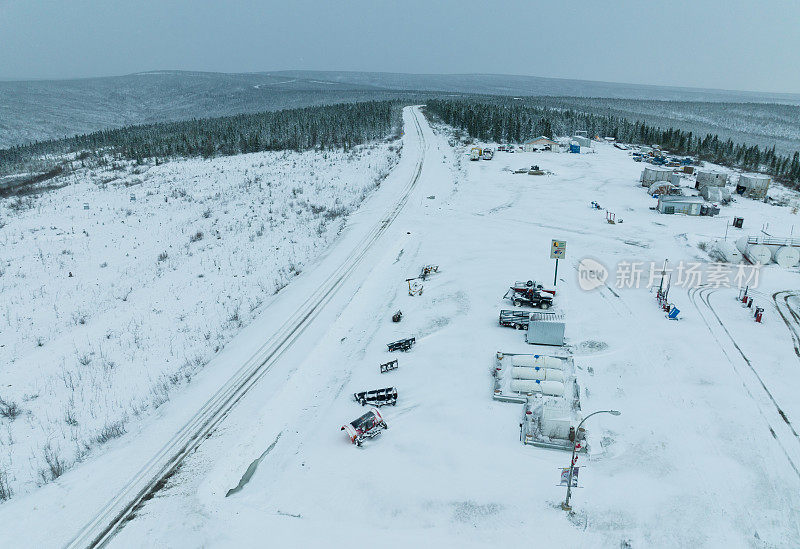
left=2, top=107, right=800, bottom=548
left=0, top=142, right=400, bottom=499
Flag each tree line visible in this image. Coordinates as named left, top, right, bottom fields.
left=0, top=101, right=401, bottom=172
left=424, top=98, right=800, bottom=187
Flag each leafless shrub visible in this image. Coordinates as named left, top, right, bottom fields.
left=39, top=443, right=66, bottom=482
left=95, top=421, right=126, bottom=445
left=0, top=470, right=12, bottom=501
left=72, top=311, right=88, bottom=325
left=189, top=231, right=204, bottom=243
left=202, top=207, right=212, bottom=219
left=7, top=196, right=35, bottom=212
left=323, top=206, right=348, bottom=220
left=697, top=241, right=709, bottom=252
left=77, top=352, right=92, bottom=366
left=157, top=251, right=168, bottom=262
left=0, top=397, right=22, bottom=420
left=64, top=405, right=78, bottom=427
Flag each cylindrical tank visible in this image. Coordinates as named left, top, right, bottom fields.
left=510, top=379, right=565, bottom=397
left=544, top=369, right=565, bottom=382
left=773, top=246, right=800, bottom=268
left=511, top=355, right=564, bottom=370
left=512, top=366, right=545, bottom=380
left=713, top=240, right=742, bottom=263
left=736, top=236, right=752, bottom=254
left=511, top=367, right=565, bottom=382
left=641, top=166, right=672, bottom=186
left=533, top=355, right=564, bottom=370
left=696, top=171, right=727, bottom=187
left=745, top=244, right=773, bottom=265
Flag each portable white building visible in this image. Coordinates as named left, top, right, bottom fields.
left=573, top=135, right=592, bottom=148
left=699, top=185, right=730, bottom=202
left=522, top=136, right=559, bottom=152
left=641, top=166, right=673, bottom=187
left=657, top=195, right=704, bottom=215
left=696, top=171, right=728, bottom=187
left=737, top=174, right=771, bottom=200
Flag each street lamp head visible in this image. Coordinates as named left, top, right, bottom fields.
left=609, top=410, right=621, bottom=416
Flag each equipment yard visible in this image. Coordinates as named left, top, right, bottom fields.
left=2, top=107, right=800, bottom=548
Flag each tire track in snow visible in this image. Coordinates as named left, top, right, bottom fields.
left=688, top=286, right=800, bottom=478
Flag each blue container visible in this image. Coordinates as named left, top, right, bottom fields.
left=570, top=144, right=580, bottom=154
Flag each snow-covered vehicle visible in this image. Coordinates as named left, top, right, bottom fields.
left=512, top=280, right=555, bottom=297
left=482, top=148, right=494, bottom=160
left=504, top=282, right=554, bottom=309
left=470, top=148, right=481, bottom=161
left=341, top=407, right=388, bottom=446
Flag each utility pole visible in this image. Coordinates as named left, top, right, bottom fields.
left=562, top=409, right=621, bottom=511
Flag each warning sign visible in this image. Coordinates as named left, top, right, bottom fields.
left=551, top=240, right=567, bottom=259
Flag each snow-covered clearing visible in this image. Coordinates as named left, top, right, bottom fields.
left=2, top=106, right=800, bottom=548
left=0, top=141, right=400, bottom=499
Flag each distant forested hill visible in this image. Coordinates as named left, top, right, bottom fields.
left=2, top=70, right=798, bottom=156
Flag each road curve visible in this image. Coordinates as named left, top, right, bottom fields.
left=65, top=107, right=427, bottom=548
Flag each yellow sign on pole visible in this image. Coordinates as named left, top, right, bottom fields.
left=550, top=240, right=567, bottom=259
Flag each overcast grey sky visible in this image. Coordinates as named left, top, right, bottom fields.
left=1, top=0, right=797, bottom=93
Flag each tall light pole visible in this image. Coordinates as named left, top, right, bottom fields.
left=562, top=409, right=621, bottom=511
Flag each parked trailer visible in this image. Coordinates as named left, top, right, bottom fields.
left=499, top=310, right=531, bottom=330
left=380, top=359, right=399, bottom=373
left=387, top=337, right=415, bottom=352
left=341, top=408, right=387, bottom=446
left=354, top=387, right=397, bottom=407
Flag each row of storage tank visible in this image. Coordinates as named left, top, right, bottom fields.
left=497, top=354, right=566, bottom=397
left=714, top=237, right=800, bottom=268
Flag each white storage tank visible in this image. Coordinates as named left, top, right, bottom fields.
left=736, top=236, right=751, bottom=254
left=511, top=355, right=564, bottom=370
left=712, top=240, right=742, bottom=263
left=510, top=379, right=565, bottom=397
left=512, top=366, right=545, bottom=381
left=773, top=246, right=800, bottom=268
left=641, top=166, right=673, bottom=186
left=511, top=367, right=565, bottom=382
left=745, top=244, right=773, bottom=265
left=696, top=171, right=728, bottom=187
